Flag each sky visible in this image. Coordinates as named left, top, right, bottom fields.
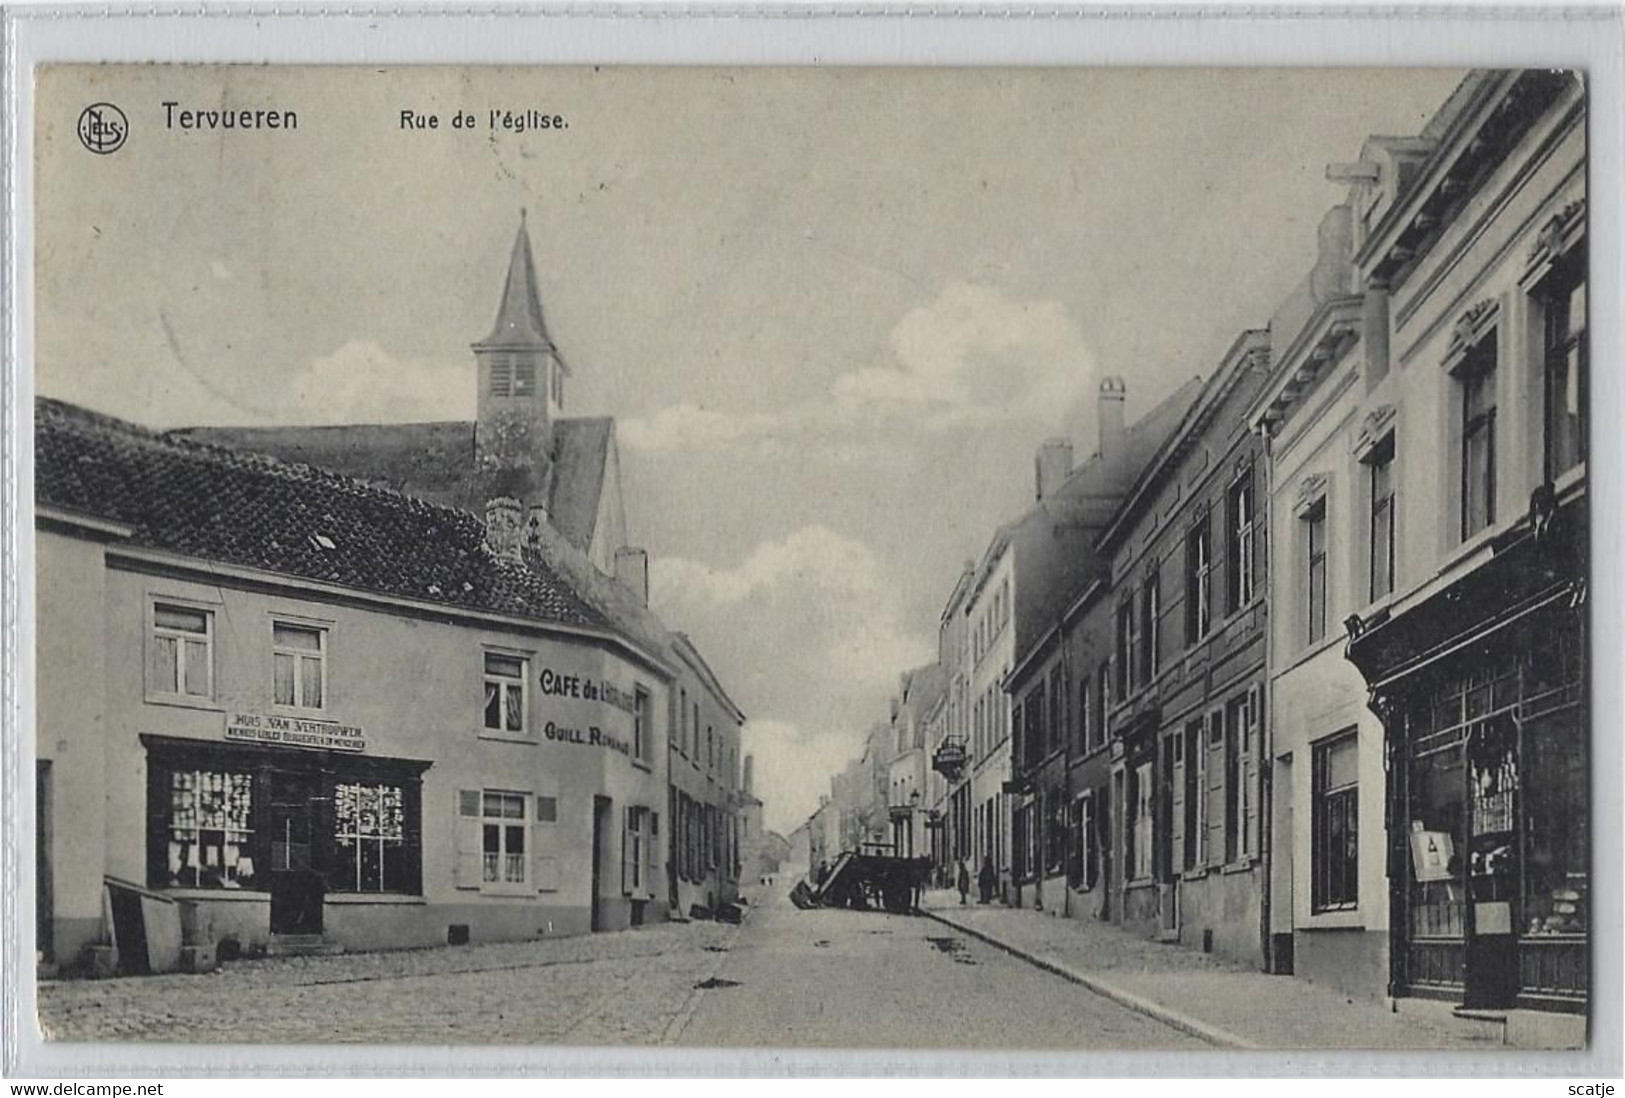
left=35, top=65, right=1467, bottom=833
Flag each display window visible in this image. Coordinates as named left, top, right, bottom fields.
left=1392, top=613, right=1588, bottom=1008
left=144, top=737, right=425, bottom=897
left=1520, top=707, right=1586, bottom=939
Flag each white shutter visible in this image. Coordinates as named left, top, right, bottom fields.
left=454, top=789, right=483, bottom=889
left=533, top=778, right=560, bottom=892
left=1244, top=686, right=1262, bottom=860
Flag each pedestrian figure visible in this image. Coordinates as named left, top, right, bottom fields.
left=956, top=859, right=971, bottom=905
left=978, top=855, right=996, bottom=905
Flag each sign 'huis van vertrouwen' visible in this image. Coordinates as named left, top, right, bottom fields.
left=225, top=713, right=367, bottom=753
left=538, top=668, right=639, bottom=758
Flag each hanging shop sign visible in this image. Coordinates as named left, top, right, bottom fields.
left=225, top=712, right=367, bottom=753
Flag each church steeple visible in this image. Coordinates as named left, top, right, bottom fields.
left=473, top=212, right=563, bottom=511
left=477, top=210, right=554, bottom=351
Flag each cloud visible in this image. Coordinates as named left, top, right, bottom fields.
left=622, top=282, right=1097, bottom=454
left=278, top=340, right=474, bottom=425
left=834, top=281, right=1097, bottom=428
left=650, top=526, right=932, bottom=831
left=619, top=402, right=783, bottom=453
left=653, top=524, right=930, bottom=690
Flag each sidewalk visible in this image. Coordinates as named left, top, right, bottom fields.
left=919, top=890, right=1502, bottom=1050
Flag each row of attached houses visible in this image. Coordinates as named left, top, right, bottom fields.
left=930, top=68, right=1587, bottom=1029
left=35, top=217, right=756, bottom=975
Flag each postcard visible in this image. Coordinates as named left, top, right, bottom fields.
left=26, top=60, right=1594, bottom=1057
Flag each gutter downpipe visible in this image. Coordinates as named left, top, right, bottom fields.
left=1257, top=424, right=1277, bottom=974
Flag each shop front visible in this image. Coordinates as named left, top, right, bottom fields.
left=1349, top=493, right=1587, bottom=1014
left=142, top=733, right=431, bottom=944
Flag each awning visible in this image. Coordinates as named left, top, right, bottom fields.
left=1346, top=489, right=1585, bottom=691
left=1363, top=582, right=1576, bottom=695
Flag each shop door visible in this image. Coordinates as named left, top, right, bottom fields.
left=1463, top=716, right=1519, bottom=1009
left=269, top=772, right=324, bottom=936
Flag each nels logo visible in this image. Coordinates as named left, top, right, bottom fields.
left=77, top=103, right=128, bottom=155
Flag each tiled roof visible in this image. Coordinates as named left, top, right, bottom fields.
left=37, top=398, right=608, bottom=631
left=168, top=416, right=613, bottom=554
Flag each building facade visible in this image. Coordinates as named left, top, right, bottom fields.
left=929, top=566, right=975, bottom=884
left=669, top=635, right=746, bottom=917
left=36, top=401, right=673, bottom=972
left=1337, top=70, right=1588, bottom=1016
left=1099, top=331, right=1273, bottom=966
left=886, top=665, right=944, bottom=860
left=1005, top=378, right=1204, bottom=915
left=1249, top=202, right=1391, bottom=993
left=35, top=216, right=757, bottom=975
left=1059, top=584, right=1118, bottom=922
left=964, top=540, right=1015, bottom=899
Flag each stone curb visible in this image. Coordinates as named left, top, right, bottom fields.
left=921, top=908, right=1262, bottom=1051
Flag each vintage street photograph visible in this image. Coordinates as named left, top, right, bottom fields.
left=28, top=64, right=1590, bottom=1051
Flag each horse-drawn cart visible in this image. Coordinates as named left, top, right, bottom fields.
left=790, top=847, right=933, bottom=915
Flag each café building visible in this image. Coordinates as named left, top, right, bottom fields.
left=35, top=398, right=672, bottom=972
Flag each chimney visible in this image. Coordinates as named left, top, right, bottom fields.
left=1034, top=437, right=1074, bottom=502
left=614, top=546, right=650, bottom=607
left=1098, top=376, right=1128, bottom=483
left=484, top=497, right=525, bottom=562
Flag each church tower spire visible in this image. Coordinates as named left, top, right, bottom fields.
left=479, top=209, right=553, bottom=350
left=473, top=212, right=565, bottom=511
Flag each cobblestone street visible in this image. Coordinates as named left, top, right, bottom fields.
left=37, top=887, right=1213, bottom=1050
left=37, top=918, right=739, bottom=1045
